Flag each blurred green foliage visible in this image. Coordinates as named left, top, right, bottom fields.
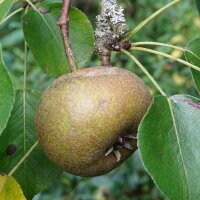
left=0, top=0, right=199, bottom=199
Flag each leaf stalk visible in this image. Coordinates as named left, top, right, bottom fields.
left=0, top=7, right=24, bottom=25
left=131, top=46, right=200, bottom=73
left=122, top=0, right=180, bottom=41
left=8, top=142, right=38, bottom=176
left=121, top=49, right=167, bottom=96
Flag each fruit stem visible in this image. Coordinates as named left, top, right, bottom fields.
left=101, top=47, right=111, bottom=66
left=122, top=0, right=180, bottom=42
left=131, top=46, right=200, bottom=73
left=57, top=0, right=78, bottom=72
left=122, top=49, right=167, bottom=96
left=8, top=141, right=38, bottom=176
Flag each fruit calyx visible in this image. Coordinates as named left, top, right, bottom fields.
left=105, top=134, right=137, bottom=162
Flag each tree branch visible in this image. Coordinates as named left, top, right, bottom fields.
left=57, top=0, right=77, bottom=72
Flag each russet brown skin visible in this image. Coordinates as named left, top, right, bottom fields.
left=35, top=66, right=152, bottom=177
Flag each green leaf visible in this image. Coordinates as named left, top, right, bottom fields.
left=0, top=90, right=62, bottom=199
left=0, top=43, right=15, bottom=135
left=185, top=39, right=200, bottom=94
left=23, top=4, right=94, bottom=77
left=0, top=0, right=13, bottom=23
left=196, top=0, right=200, bottom=14
left=68, top=7, right=94, bottom=67
left=138, top=95, right=200, bottom=200
left=0, top=174, right=26, bottom=200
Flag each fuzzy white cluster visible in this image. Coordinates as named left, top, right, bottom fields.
left=95, top=15, right=112, bottom=38
left=95, top=0, right=129, bottom=53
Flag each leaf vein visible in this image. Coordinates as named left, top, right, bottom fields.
left=167, top=98, right=190, bottom=199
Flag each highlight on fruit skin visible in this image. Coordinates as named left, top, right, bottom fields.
left=35, top=66, right=152, bottom=177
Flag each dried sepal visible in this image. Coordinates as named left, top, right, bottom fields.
left=105, top=146, right=114, bottom=156
left=114, top=150, right=121, bottom=162
left=104, top=133, right=136, bottom=162
left=122, top=143, right=133, bottom=150
left=123, top=134, right=138, bottom=140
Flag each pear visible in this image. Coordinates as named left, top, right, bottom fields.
left=35, top=67, right=152, bottom=177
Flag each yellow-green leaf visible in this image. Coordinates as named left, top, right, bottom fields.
left=0, top=174, right=26, bottom=200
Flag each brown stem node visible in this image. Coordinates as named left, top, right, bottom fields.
left=113, top=41, right=131, bottom=51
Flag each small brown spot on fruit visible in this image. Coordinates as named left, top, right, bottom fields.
left=6, top=144, right=17, bottom=156
left=98, top=100, right=108, bottom=110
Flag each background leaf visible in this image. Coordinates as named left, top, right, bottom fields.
left=0, top=44, right=15, bottom=135
left=23, top=4, right=94, bottom=77
left=0, top=0, right=13, bottom=23
left=0, top=174, right=26, bottom=200
left=185, top=38, right=200, bottom=94
left=138, top=95, right=200, bottom=200
left=196, top=0, right=200, bottom=14
left=0, top=90, right=62, bottom=199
